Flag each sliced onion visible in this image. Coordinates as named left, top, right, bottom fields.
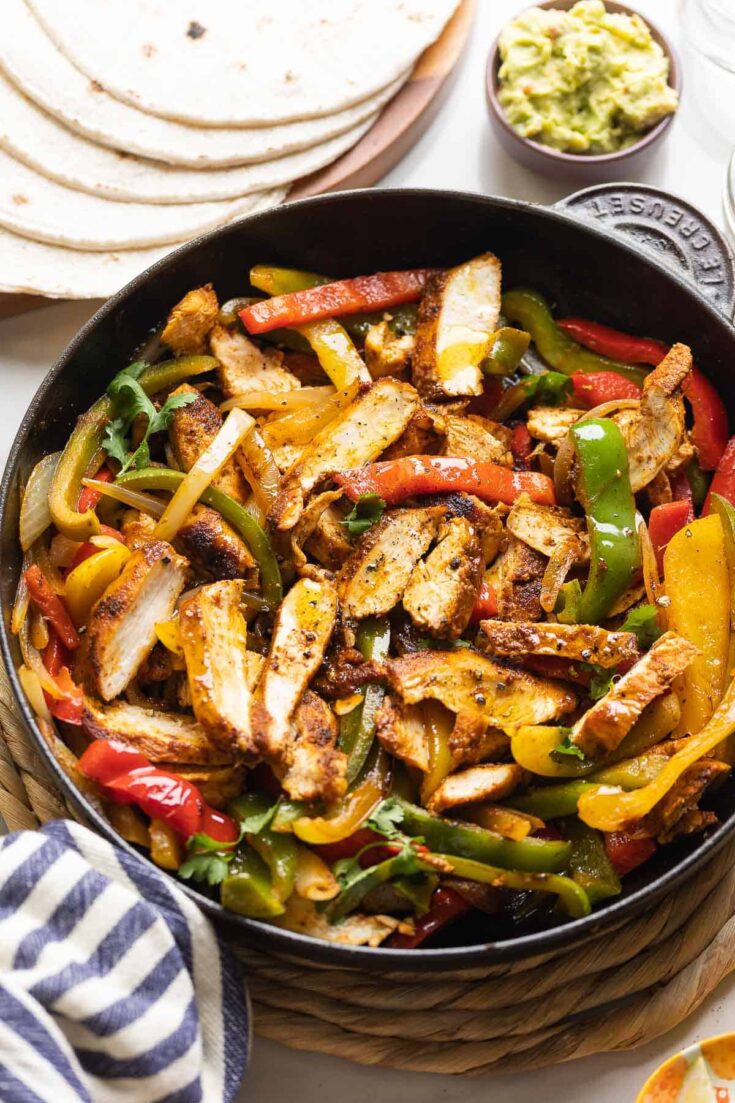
left=540, top=539, right=579, bottom=614
left=11, top=550, right=32, bottom=635
left=237, top=427, right=281, bottom=512
left=18, top=616, right=64, bottom=698
left=30, top=606, right=50, bottom=651
left=155, top=407, right=255, bottom=542
left=220, top=385, right=335, bottom=413
left=88, top=534, right=125, bottom=550
left=18, top=665, right=52, bottom=720
left=19, top=452, right=61, bottom=551
left=81, top=478, right=166, bottom=519
left=636, top=511, right=665, bottom=621
left=553, top=398, right=641, bottom=505
left=261, top=383, right=358, bottom=448
left=49, top=534, right=82, bottom=569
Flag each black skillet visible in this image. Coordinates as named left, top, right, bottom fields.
left=2, top=186, right=734, bottom=971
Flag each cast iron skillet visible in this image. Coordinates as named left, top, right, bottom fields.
left=2, top=187, right=735, bottom=971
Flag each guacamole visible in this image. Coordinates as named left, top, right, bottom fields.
left=497, top=0, right=678, bottom=154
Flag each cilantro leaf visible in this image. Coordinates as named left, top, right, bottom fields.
left=526, top=370, right=572, bottom=407
left=101, top=359, right=196, bottom=474
left=551, top=732, right=588, bottom=762
left=229, top=793, right=279, bottom=836
left=367, top=797, right=406, bottom=839
left=587, top=664, right=615, bottom=701
left=342, top=493, right=386, bottom=538
left=621, top=604, right=662, bottom=649
left=178, top=831, right=239, bottom=886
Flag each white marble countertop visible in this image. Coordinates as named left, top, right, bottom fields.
left=3, top=1, right=735, bottom=1098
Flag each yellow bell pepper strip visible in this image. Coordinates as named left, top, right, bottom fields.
left=48, top=355, right=217, bottom=541
left=292, top=748, right=390, bottom=845
left=149, top=818, right=184, bottom=870
left=338, top=617, right=391, bottom=785
left=557, top=419, right=640, bottom=626
left=435, top=854, right=591, bottom=919
left=501, top=289, right=647, bottom=385
left=107, top=804, right=151, bottom=849
left=509, top=750, right=670, bottom=819
left=295, top=319, right=370, bottom=389
left=64, top=542, right=131, bottom=627
left=242, top=268, right=436, bottom=334
left=116, top=467, right=282, bottom=607
left=708, top=494, right=735, bottom=685
left=578, top=673, right=735, bottom=832
left=664, top=514, right=730, bottom=736
left=384, top=797, right=571, bottom=873
left=561, top=817, right=621, bottom=904
left=220, top=847, right=286, bottom=919
left=420, top=701, right=454, bottom=802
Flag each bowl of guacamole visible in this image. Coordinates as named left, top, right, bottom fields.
left=487, top=0, right=681, bottom=176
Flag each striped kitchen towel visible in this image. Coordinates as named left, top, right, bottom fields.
left=0, top=820, right=249, bottom=1103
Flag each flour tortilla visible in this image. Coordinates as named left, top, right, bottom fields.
left=25, top=0, right=458, bottom=127
left=0, top=0, right=406, bottom=168
left=0, top=74, right=384, bottom=204
left=0, top=226, right=175, bottom=298
left=0, top=149, right=289, bottom=250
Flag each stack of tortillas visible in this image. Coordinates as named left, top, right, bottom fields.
left=0, top=0, right=460, bottom=300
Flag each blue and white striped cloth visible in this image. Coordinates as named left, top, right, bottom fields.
left=0, top=820, right=249, bottom=1103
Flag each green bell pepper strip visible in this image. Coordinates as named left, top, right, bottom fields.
left=220, top=846, right=285, bottom=919
left=501, top=290, right=648, bottom=385
left=561, top=817, right=621, bottom=904
left=116, top=467, right=282, bottom=607
left=325, top=847, right=435, bottom=922
left=481, top=327, right=531, bottom=376
left=48, top=355, right=218, bottom=542
left=338, top=617, right=391, bottom=785
left=250, top=265, right=418, bottom=341
left=271, top=800, right=314, bottom=833
left=508, top=751, right=669, bottom=819
left=388, top=797, right=571, bottom=873
left=435, top=854, right=591, bottom=919
left=227, top=791, right=297, bottom=901
left=558, top=419, right=640, bottom=625
left=491, top=370, right=572, bottom=423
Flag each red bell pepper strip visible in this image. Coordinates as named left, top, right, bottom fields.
left=468, top=377, right=504, bottom=420
left=25, top=564, right=80, bottom=651
left=669, top=467, right=694, bottom=506
left=559, top=317, right=729, bottom=470
left=77, top=466, right=113, bottom=512
left=510, top=424, right=533, bottom=468
left=683, top=370, right=730, bottom=471
left=388, top=887, right=471, bottom=949
left=41, top=634, right=84, bottom=725
left=557, top=319, right=668, bottom=366
left=649, top=500, right=694, bottom=573
left=79, top=739, right=238, bottom=842
left=335, top=456, right=556, bottom=508
left=570, top=371, right=641, bottom=407
left=240, top=269, right=438, bottom=335
left=604, top=832, right=656, bottom=877
left=469, top=581, right=498, bottom=623
left=69, top=525, right=125, bottom=570
left=704, top=436, right=735, bottom=514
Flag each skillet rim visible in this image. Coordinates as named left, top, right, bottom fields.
left=3, top=185, right=735, bottom=971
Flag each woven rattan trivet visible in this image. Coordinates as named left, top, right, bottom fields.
left=1, top=658, right=735, bottom=1077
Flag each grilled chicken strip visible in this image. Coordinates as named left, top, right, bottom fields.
left=177, top=504, right=257, bottom=584
left=448, top=713, right=510, bottom=769
left=169, top=383, right=250, bottom=504
left=571, top=631, right=700, bottom=757
left=270, top=378, right=419, bottom=531
left=614, top=343, right=692, bottom=492
left=338, top=506, right=443, bottom=621
left=83, top=698, right=232, bottom=765
left=479, top=622, right=639, bottom=668
left=179, top=580, right=254, bottom=756
left=161, top=284, right=218, bottom=355
left=526, top=406, right=581, bottom=446
left=252, top=576, right=338, bottom=758
left=275, top=897, right=406, bottom=947
left=386, top=650, right=577, bottom=728
left=121, top=509, right=157, bottom=551
left=86, top=540, right=188, bottom=701
left=412, top=252, right=502, bottom=399
left=381, top=406, right=444, bottom=461
left=427, top=763, right=524, bottom=814
left=210, top=324, right=300, bottom=396
left=491, top=534, right=547, bottom=621
left=443, top=414, right=512, bottom=466
left=403, top=515, right=483, bottom=638
left=375, top=696, right=430, bottom=772
left=635, top=759, right=729, bottom=841
left=364, top=321, right=414, bottom=379
left=506, top=495, right=589, bottom=562
left=281, top=691, right=347, bottom=803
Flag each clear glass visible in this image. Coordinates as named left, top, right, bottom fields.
left=681, top=0, right=735, bottom=74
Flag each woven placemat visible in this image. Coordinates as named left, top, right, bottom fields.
left=1, top=658, right=734, bottom=1076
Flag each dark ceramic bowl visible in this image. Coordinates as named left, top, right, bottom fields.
left=486, top=0, right=682, bottom=180
left=2, top=188, right=734, bottom=971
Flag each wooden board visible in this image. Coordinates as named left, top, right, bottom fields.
left=0, top=0, right=474, bottom=318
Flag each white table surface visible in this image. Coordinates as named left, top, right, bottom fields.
left=3, top=1, right=735, bottom=1098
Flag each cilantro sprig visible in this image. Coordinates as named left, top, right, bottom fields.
left=620, top=604, right=663, bottom=649
left=179, top=832, right=239, bottom=886
left=102, top=360, right=196, bottom=474
left=342, top=493, right=386, bottom=538
left=551, top=731, right=588, bottom=763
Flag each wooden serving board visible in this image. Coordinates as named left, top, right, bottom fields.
left=0, top=0, right=475, bottom=319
